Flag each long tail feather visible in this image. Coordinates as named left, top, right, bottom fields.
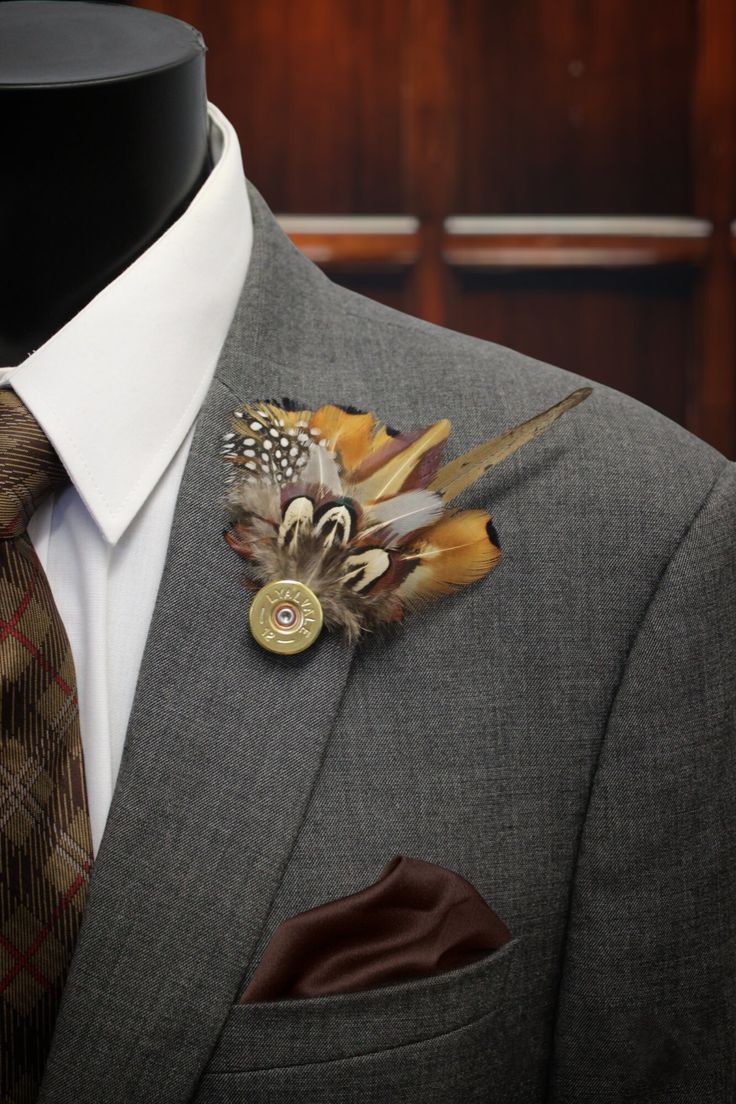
left=429, top=387, right=592, bottom=503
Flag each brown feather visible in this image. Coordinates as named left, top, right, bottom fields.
left=351, top=419, right=451, bottom=503
left=429, top=387, right=592, bottom=503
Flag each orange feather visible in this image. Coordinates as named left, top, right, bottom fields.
left=308, top=405, right=379, bottom=470
left=396, top=509, right=501, bottom=602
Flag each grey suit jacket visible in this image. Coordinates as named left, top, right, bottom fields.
left=37, top=178, right=735, bottom=1104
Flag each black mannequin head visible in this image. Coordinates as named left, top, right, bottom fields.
left=0, top=1, right=211, bottom=366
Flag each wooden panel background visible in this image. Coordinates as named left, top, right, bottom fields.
left=134, top=0, right=736, bottom=458
left=453, top=0, right=697, bottom=214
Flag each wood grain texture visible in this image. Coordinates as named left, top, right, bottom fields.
left=690, top=0, right=736, bottom=457
left=136, top=0, right=406, bottom=213
left=453, top=0, right=696, bottom=215
left=401, top=0, right=456, bottom=325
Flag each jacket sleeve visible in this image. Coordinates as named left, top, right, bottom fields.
left=548, top=459, right=736, bottom=1103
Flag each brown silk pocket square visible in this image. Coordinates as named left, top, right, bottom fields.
left=240, top=854, right=511, bottom=1002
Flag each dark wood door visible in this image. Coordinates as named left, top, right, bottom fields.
left=135, top=0, right=736, bottom=459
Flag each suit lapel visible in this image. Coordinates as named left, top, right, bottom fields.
left=38, top=182, right=359, bottom=1103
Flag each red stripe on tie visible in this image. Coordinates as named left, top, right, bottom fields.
left=0, top=619, right=75, bottom=697
left=0, top=931, right=52, bottom=991
left=0, top=512, right=23, bottom=538
left=0, top=557, right=40, bottom=644
left=0, top=862, right=91, bottom=994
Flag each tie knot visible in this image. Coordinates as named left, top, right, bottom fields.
left=0, top=389, right=69, bottom=539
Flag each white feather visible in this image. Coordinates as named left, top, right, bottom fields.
left=362, top=489, right=444, bottom=542
left=313, top=503, right=354, bottom=547
left=340, top=548, right=391, bottom=591
left=300, top=441, right=343, bottom=494
left=278, top=495, right=314, bottom=549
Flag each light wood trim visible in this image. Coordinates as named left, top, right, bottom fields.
left=445, top=216, right=712, bottom=237
left=442, top=233, right=711, bottom=269
left=281, top=231, right=420, bottom=270
left=276, top=215, right=419, bottom=235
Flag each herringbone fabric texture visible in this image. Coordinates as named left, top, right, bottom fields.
left=0, top=390, right=94, bottom=1104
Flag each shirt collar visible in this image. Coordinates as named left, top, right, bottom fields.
left=0, top=100, right=253, bottom=545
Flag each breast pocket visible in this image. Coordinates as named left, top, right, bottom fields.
left=192, top=936, right=522, bottom=1104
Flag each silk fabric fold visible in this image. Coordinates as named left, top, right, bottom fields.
left=241, top=855, right=511, bottom=1002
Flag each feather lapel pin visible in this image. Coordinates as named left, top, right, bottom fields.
left=221, top=387, right=592, bottom=654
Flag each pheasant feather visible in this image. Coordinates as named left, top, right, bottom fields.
left=222, top=389, right=592, bottom=646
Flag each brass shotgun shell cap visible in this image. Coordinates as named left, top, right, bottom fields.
left=249, top=579, right=324, bottom=655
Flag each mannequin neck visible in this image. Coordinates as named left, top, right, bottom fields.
left=0, top=1, right=211, bottom=366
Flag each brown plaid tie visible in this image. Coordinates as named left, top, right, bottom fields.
left=0, top=389, right=94, bottom=1103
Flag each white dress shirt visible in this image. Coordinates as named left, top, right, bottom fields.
left=0, top=101, right=253, bottom=857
